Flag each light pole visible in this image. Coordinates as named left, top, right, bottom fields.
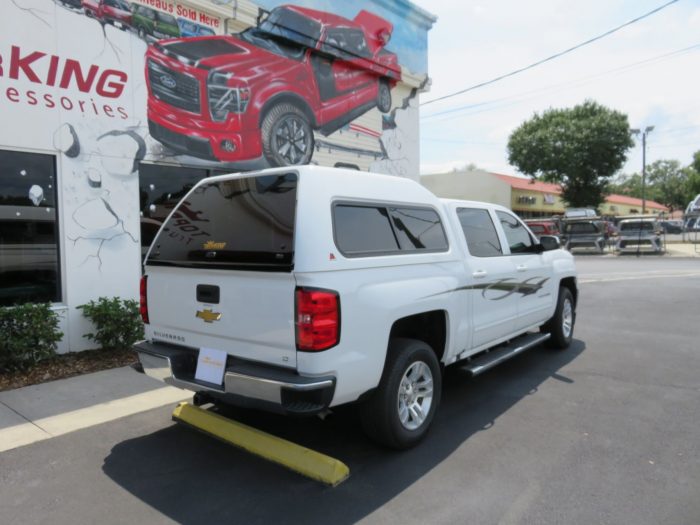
left=631, top=126, right=654, bottom=214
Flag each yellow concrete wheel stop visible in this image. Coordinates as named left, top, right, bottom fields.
left=172, top=402, right=349, bottom=486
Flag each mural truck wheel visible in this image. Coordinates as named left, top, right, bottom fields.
left=377, top=80, right=392, bottom=113
left=262, top=103, right=314, bottom=167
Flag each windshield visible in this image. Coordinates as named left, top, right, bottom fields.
left=565, top=222, right=599, bottom=234
left=146, top=173, right=298, bottom=271
left=620, top=221, right=654, bottom=232
left=240, top=6, right=321, bottom=59
left=238, top=27, right=306, bottom=60
left=157, top=12, right=177, bottom=25
left=259, top=8, right=321, bottom=46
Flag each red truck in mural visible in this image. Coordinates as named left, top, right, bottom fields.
left=82, top=0, right=132, bottom=29
left=145, top=5, right=401, bottom=166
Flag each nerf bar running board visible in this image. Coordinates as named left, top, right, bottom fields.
left=460, top=333, right=551, bottom=376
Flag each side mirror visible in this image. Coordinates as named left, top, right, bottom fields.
left=539, top=235, right=561, bottom=251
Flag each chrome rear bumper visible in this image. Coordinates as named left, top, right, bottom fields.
left=135, top=341, right=335, bottom=415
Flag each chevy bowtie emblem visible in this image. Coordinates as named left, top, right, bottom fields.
left=196, top=308, right=222, bottom=323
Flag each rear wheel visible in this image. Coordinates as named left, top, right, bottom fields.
left=261, top=103, right=314, bottom=167
left=541, top=287, right=575, bottom=349
left=360, top=338, right=441, bottom=449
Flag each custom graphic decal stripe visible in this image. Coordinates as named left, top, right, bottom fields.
left=426, top=277, right=550, bottom=301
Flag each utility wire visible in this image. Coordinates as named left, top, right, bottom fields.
left=421, top=42, right=700, bottom=124
left=421, top=0, right=680, bottom=107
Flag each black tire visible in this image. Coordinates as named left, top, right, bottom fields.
left=541, top=287, right=575, bottom=349
left=360, top=338, right=441, bottom=449
left=261, top=103, right=314, bottom=166
left=377, top=80, right=392, bottom=113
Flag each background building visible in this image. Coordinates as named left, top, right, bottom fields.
left=0, top=0, right=436, bottom=351
left=422, top=169, right=668, bottom=218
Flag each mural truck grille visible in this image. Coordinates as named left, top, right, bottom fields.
left=147, top=60, right=201, bottom=114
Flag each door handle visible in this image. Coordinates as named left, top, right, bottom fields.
left=516, top=265, right=528, bottom=272
left=472, top=270, right=487, bottom=279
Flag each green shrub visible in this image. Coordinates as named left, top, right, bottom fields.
left=0, top=303, right=62, bottom=372
left=78, top=297, right=144, bottom=350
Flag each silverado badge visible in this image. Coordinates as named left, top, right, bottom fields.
left=196, top=308, right=222, bottom=323
left=203, top=241, right=227, bottom=250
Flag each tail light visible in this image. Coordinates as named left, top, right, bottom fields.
left=140, top=275, right=149, bottom=324
left=295, top=288, right=339, bottom=351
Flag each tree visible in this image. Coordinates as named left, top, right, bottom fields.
left=507, top=100, right=634, bottom=209
left=609, top=173, right=644, bottom=198
left=645, top=160, right=689, bottom=212
left=692, top=150, right=700, bottom=175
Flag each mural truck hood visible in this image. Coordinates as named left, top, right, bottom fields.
left=157, top=36, right=297, bottom=80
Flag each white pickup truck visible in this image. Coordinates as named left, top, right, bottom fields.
left=136, top=166, right=577, bottom=449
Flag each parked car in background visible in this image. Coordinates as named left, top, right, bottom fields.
left=686, top=194, right=700, bottom=214
left=564, top=208, right=597, bottom=219
left=616, top=218, right=664, bottom=253
left=601, top=220, right=618, bottom=238
left=561, top=219, right=606, bottom=253
left=177, top=19, right=216, bottom=38
left=525, top=219, right=560, bottom=239
left=132, top=4, right=180, bottom=40
left=82, top=0, right=132, bottom=29
left=684, top=217, right=700, bottom=232
left=659, top=220, right=683, bottom=234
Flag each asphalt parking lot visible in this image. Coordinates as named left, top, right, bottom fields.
left=1, top=257, right=699, bottom=525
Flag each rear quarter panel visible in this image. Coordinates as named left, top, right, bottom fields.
left=295, top=259, right=462, bottom=406
left=293, top=169, right=464, bottom=405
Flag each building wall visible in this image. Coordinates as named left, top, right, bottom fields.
left=599, top=201, right=665, bottom=216
left=421, top=170, right=511, bottom=208
left=0, top=0, right=434, bottom=351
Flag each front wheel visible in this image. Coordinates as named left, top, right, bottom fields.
left=261, top=103, right=314, bottom=166
left=376, top=80, right=392, bottom=113
left=541, top=287, right=575, bottom=349
left=360, top=338, right=441, bottom=449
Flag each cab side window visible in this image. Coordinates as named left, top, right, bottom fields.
left=457, top=208, right=503, bottom=257
left=496, top=211, right=535, bottom=254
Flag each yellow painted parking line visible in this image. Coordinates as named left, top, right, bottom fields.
left=172, top=402, right=350, bottom=487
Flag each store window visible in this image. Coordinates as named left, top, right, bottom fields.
left=0, top=150, right=61, bottom=306
left=138, top=163, right=227, bottom=257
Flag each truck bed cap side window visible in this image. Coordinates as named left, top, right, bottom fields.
left=457, top=208, right=503, bottom=257
left=388, top=207, right=448, bottom=251
left=333, top=204, right=449, bottom=256
left=333, top=205, right=399, bottom=255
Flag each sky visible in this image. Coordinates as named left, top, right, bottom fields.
left=411, top=0, right=700, bottom=178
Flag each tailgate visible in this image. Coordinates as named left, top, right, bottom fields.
left=143, top=171, right=299, bottom=369
left=146, top=266, right=297, bottom=368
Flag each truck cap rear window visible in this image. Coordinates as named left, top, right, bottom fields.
left=146, top=173, right=297, bottom=271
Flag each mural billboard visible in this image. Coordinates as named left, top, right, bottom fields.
left=0, top=0, right=434, bottom=349
left=147, top=5, right=401, bottom=166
